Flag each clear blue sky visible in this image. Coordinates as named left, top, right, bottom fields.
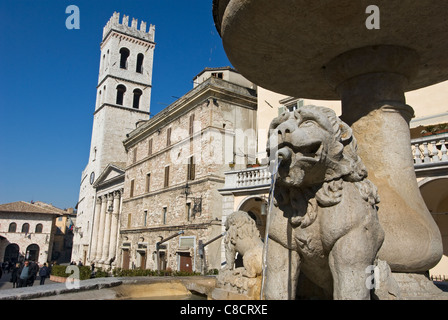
left=0, top=0, right=232, bottom=209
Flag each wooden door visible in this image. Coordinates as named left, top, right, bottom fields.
left=139, top=252, right=146, bottom=270
left=122, top=249, right=130, bottom=270
left=179, top=252, right=192, bottom=272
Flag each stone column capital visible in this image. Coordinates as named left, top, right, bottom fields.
left=113, top=190, right=122, bottom=198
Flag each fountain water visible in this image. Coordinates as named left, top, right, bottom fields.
left=260, top=148, right=290, bottom=299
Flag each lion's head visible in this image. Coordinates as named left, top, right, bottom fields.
left=267, top=106, right=378, bottom=224
left=267, top=105, right=367, bottom=188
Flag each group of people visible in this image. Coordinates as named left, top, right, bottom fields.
left=2, top=260, right=52, bottom=288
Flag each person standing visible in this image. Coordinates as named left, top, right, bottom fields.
left=27, top=261, right=39, bottom=286
left=10, top=263, right=20, bottom=288
left=18, top=260, right=30, bottom=288
left=39, top=263, right=49, bottom=285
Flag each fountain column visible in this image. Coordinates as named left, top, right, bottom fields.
left=325, top=45, right=443, bottom=272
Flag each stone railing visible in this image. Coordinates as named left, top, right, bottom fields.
left=221, top=166, right=271, bottom=193
left=412, top=133, right=448, bottom=166
left=221, top=134, right=448, bottom=193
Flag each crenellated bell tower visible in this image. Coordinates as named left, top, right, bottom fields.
left=73, top=12, right=155, bottom=263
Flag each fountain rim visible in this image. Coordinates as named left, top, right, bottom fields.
left=212, top=0, right=448, bottom=100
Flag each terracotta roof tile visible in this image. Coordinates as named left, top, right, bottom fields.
left=0, top=201, right=62, bottom=216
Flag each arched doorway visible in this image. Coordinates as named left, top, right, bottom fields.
left=237, top=196, right=268, bottom=238
left=25, top=244, right=40, bottom=262
left=4, top=244, right=19, bottom=263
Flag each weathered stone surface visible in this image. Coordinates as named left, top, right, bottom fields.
left=211, top=210, right=264, bottom=300
left=222, top=211, right=264, bottom=277
left=265, top=106, right=385, bottom=300
left=213, top=0, right=448, bottom=99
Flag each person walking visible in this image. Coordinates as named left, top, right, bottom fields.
left=39, top=263, right=49, bottom=285
left=18, top=260, right=30, bottom=288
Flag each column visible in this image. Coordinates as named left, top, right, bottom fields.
left=327, top=45, right=442, bottom=272
left=101, top=192, right=114, bottom=263
left=94, top=193, right=109, bottom=262
left=90, top=196, right=103, bottom=262
left=108, top=190, right=121, bottom=264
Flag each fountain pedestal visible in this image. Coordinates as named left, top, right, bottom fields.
left=325, top=45, right=442, bottom=272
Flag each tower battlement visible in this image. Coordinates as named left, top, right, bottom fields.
left=102, top=12, right=155, bottom=42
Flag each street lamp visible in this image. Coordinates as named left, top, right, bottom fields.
left=182, top=182, right=202, bottom=216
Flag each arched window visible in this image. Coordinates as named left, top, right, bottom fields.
left=35, top=224, right=43, bottom=233
left=8, top=222, right=16, bottom=233
left=119, top=47, right=130, bottom=69
left=116, top=85, right=126, bottom=105
left=132, top=89, right=143, bottom=109
left=136, top=53, right=144, bottom=73
left=21, top=223, right=30, bottom=233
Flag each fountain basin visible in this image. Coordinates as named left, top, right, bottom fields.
left=213, top=0, right=448, bottom=99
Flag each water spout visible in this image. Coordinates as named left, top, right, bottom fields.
left=260, top=156, right=282, bottom=300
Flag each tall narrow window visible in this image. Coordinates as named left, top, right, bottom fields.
left=186, top=203, right=191, bottom=221
left=143, top=210, right=148, bottom=227
left=132, top=147, right=138, bottom=163
left=130, top=179, right=135, bottom=198
left=119, top=47, right=130, bottom=69
left=136, top=53, right=144, bottom=73
left=164, top=166, right=170, bottom=188
left=189, top=114, right=195, bottom=136
left=8, top=222, right=16, bottom=233
left=22, top=223, right=30, bottom=233
left=127, top=213, right=132, bottom=228
left=187, top=156, right=195, bottom=181
left=133, top=89, right=143, bottom=109
left=116, top=85, right=126, bottom=105
left=148, top=138, right=153, bottom=156
left=166, top=127, right=172, bottom=146
left=145, top=173, right=151, bottom=193
left=35, top=224, right=43, bottom=233
left=162, top=207, right=167, bottom=224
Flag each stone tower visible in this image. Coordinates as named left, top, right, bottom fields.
left=73, top=12, right=155, bottom=263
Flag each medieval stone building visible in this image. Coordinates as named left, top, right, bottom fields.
left=118, top=68, right=257, bottom=272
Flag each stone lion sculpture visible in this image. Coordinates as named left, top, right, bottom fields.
left=264, top=105, right=386, bottom=300
left=223, top=210, right=263, bottom=278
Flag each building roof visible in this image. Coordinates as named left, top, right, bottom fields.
left=193, top=66, right=239, bottom=79
left=0, top=201, right=63, bottom=216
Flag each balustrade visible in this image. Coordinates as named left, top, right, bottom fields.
left=223, top=134, right=448, bottom=192
left=412, top=133, right=448, bottom=165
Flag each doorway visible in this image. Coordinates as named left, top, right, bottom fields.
left=178, top=252, right=192, bottom=272
left=139, top=251, right=147, bottom=269
left=4, top=244, right=19, bottom=263
left=25, top=244, right=39, bottom=262
left=122, top=249, right=130, bottom=270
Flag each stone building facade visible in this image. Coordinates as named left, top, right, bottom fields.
left=117, top=69, right=257, bottom=272
left=72, top=12, right=155, bottom=265
left=0, top=201, right=64, bottom=265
